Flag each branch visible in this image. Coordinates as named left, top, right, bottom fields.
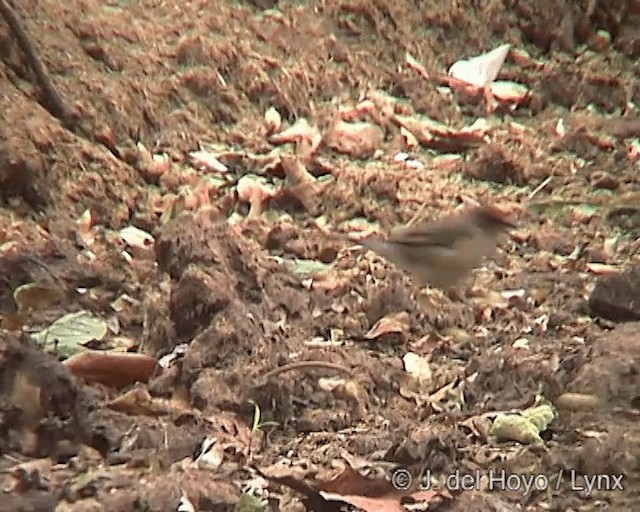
left=0, top=0, right=76, bottom=130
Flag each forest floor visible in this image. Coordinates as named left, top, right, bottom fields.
left=0, top=0, right=639, bottom=511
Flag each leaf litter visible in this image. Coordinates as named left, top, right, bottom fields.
left=0, top=0, right=639, bottom=510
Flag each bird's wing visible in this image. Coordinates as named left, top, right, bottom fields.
left=387, top=216, right=474, bottom=247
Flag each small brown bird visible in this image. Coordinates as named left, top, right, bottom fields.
left=360, top=205, right=515, bottom=290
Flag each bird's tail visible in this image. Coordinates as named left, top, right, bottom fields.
left=359, top=235, right=394, bottom=259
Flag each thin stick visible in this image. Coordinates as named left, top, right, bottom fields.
left=527, top=176, right=552, bottom=200
left=407, top=202, right=429, bottom=227
left=256, top=361, right=353, bottom=386
left=0, top=0, right=75, bottom=130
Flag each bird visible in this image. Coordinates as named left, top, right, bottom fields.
left=359, top=205, right=515, bottom=290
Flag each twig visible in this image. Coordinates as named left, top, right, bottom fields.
left=407, top=202, right=429, bottom=227
left=256, top=360, right=353, bottom=386
left=527, top=176, right=552, bottom=200
left=0, top=0, right=75, bottom=130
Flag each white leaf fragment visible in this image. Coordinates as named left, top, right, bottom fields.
left=189, top=150, right=229, bottom=173
left=119, top=226, right=154, bottom=249
left=449, top=43, right=511, bottom=87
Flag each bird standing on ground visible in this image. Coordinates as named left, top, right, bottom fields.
left=360, top=205, right=515, bottom=290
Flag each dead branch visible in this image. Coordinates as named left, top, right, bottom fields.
left=0, top=0, right=76, bottom=130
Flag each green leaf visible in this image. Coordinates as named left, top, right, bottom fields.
left=269, top=256, right=331, bottom=275
left=234, top=493, right=265, bottom=512
left=31, top=310, right=108, bottom=358
left=290, top=258, right=331, bottom=274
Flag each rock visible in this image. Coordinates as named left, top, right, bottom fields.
left=589, top=267, right=640, bottom=321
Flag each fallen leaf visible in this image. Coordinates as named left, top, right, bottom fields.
left=269, top=118, right=322, bottom=158
left=75, top=209, right=95, bottom=246
left=270, top=256, right=332, bottom=275
left=394, top=114, right=486, bottom=152
left=236, top=174, right=277, bottom=218
left=324, top=119, right=384, bottom=159
left=404, top=53, right=430, bottom=79
left=448, top=43, right=511, bottom=87
left=119, top=225, right=155, bottom=259
left=65, top=350, right=159, bottom=389
left=428, top=373, right=477, bottom=412
left=108, top=385, right=157, bottom=415
left=488, top=81, right=530, bottom=104
left=338, top=99, right=376, bottom=121
left=490, top=396, right=557, bottom=445
left=264, top=106, right=282, bottom=133
left=512, top=337, right=530, bottom=349
left=365, top=312, right=410, bottom=339
left=32, top=310, right=108, bottom=357
left=136, top=142, right=170, bottom=179
left=402, top=352, right=432, bottom=384
left=280, top=154, right=315, bottom=185
left=586, top=262, right=621, bottom=275
left=555, top=393, right=602, bottom=411
left=189, top=150, right=229, bottom=173
left=318, top=468, right=441, bottom=512
left=13, top=283, right=65, bottom=313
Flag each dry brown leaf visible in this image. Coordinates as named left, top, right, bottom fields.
left=338, top=99, right=376, bottom=121
left=64, top=351, right=159, bottom=389
left=555, top=393, right=602, bottom=411
left=280, top=154, right=315, bottom=185
left=586, top=262, right=621, bottom=275
left=76, top=209, right=95, bottom=246
left=306, top=274, right=352, bottom=292
left=269, top=118, right=322, bottom=158
left=318, top=492, right=406, bottom=512
left=394, top=114, right=486, bottom=151
left=236, top=175, right=277, bottom=218
left=318, top=468, right=440, bottom=512
left=108, top=385, right=158, bottom=416
left=404, top=53, right=430, bottom=79
left=365, top=312, right=410, bottom=339
left=137, top=142, right=170, bottom=179
left=324, top=119, right=384, bottom=159
left=488, top=81, right=531, bottom=104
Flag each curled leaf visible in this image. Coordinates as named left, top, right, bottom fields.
left=365, top=311, right=410, bottom=339
left=119, top=226, right=155, bottom=258
left=403, top=352, right=432, bottom=384
left=264, top=106, right=282, bottom=133
left=14, top=283, right=65, bottom=313
left=236, top=174, right=277, bottom=218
